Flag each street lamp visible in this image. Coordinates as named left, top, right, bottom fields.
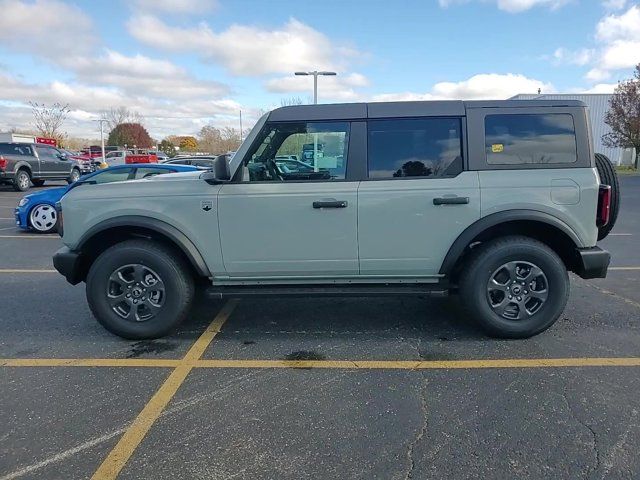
left=294, top=71, right=337, bottom=104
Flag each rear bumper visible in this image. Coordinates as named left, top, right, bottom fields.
left=52, top=246, right=84, bottom=285
left=575, top=246, right=610, bottom=279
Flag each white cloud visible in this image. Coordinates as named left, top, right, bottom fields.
left=127, top=15, right=361, bottom=77
left=551, top=5, right=640, bottom=85
left=265, top=73, right=369, bottom=102
left=133, top=0, right=217, bottom=13
left=596, top=4, right=640, bottom=42
left=372, top=73, right=554, bottom=102
left=438, top=0, right=571, bottom=13
left=68, top=50, right=229, bottom=100
left=0, top=0, right=95, bottom=58
left=580, top=83, right=618, bottom=93
left=552, top=47, right=594, bottom=66
left=602, top=0, right=627, bottom=10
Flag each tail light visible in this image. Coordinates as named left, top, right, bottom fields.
left=0, top=156, right=6, bottom=170
left=597, top=184, right=611, bottom=227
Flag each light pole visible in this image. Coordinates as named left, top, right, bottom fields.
left=94, top=118, right=108, bottom=164
left=294, top=71, right=337, bottom=104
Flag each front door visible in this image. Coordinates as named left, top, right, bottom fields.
left=358, top=117, right=481, bottom=277
left=218, top=121, right=359, bottom=278
left=34, top=146, right=63, bottom=178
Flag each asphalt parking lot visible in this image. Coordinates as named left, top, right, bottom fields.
left=1, top=177, right=640, bottom=480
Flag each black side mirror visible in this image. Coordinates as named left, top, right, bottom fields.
left=202, top=154, right=231, bottom=184
left=58, top=153, right=68, bottom=160
left=214, top=154, right=230, bottom=180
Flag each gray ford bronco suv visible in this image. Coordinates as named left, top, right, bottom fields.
left=53, top=100, right=617, bottom=340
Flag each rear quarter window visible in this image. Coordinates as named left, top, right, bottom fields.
left=485, top=114, right=577, bottom=165
left=0, top=144, right=32, bottom=156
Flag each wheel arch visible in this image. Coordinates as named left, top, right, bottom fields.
left=75, top=216, right=211, bottom=282
left=14, top=161, right=32, bottom=175
left=440, top=210, right=583, bottom=280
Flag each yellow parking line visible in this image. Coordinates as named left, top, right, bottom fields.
left=195, top=357, right=640, bottom=370
left=90, top=299, right=238, bottom=480
left=1, top=358, right=181, bottom=368
left=3, top=355, right=640, bottom=371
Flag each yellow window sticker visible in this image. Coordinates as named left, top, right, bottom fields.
left=491, top=143, right=504, bottom=153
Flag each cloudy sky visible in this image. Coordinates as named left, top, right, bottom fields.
left=0, top=0, right=639, bottom=139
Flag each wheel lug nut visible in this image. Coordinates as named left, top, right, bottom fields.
left=508, top=295, right=513, bottom=299
left=524, top=290, right=528, bottom=294
left=517, top=296, right=522, bottom=301
left=126, top=294, right=131, bottom=298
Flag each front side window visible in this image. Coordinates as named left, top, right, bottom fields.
left=368, top=118, right=463, bottom=179
left=243, top=122, right=349, bottom=182
left=91, top=169, right=132, bottom=184
left=485, top=114, right=577, bottom=165
left=134, top=167, right=173, bottom=179
left=35, top=146, right=57, bottom=160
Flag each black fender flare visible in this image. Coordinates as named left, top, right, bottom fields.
left=439, top=210, right=582, bottom=275
left=13, top=161, right=33, bottom=176
left=77, top=216, right=211, bottom=277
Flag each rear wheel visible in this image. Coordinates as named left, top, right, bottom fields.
left=86, top=240, right=195, bottom=339
left=13, top=169, right=30, bottom=192
left=459, top=236, right=569, bottom=339
left=28, top=204, right=58, bottom=233
left=595, top=153, right=620, bottom=240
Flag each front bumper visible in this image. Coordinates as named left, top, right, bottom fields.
left=575, top=246, right=610, bottom=279
left=53, top=246, right=84, bottom=285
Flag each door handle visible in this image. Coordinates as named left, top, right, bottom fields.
left=313, top=200, right=348, bottom=209
left=433, top=196, right=470, bottom=205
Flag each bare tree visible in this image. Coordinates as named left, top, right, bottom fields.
left=603, top=64, right=640, bottom=168
left=102, top=106, right=143, bottom=131
left=29, top=102, right=70, bottom=144
left=280, top=96, right=305, bottom=106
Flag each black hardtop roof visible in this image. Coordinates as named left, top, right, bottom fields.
left=268, top=99, right=587, bottom=122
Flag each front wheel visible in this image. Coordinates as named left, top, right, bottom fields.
left=29, top=203, right=58, bottom=233
left=67, top=168, right=81, bottom=184
left=459, top=236, right=569, bottom=339
left=86, top=240, right=195, bottom=339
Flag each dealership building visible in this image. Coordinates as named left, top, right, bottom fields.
left=511, top=93, right=636, bottom=165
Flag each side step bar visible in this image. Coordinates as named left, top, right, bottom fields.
left=205, top=284, right=450, bottom=299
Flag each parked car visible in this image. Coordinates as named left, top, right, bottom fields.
left=162, top=156, right=218, bottom=168
left=53, top=100, right=617, bottom=340
left=15, top=163, right=199, bottom=233
left=0, top=142, right=84, bottom=191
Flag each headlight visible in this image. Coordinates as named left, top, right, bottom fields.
left=18, top=197, right=30, bottom=207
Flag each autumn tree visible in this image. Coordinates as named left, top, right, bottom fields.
left=603, top=64, right=640, bottom=169
left=29, top=102, right=70, bottom=144
left=107, top=123, right=154, bottom=148
left=280, top=96, right=305, bottom=106
left=179, top=136, right=198, bottom=152
left=158, top=139, right=176, bottom=157
left=102, top=106, right=143, bottom=131
left=197, top=125, right=242, bottom=154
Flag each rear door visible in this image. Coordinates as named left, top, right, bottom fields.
left=218, top=120, right=359, bottom=278
left=358, top=116, right=480, bottom=277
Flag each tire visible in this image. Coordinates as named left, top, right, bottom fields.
left=459, top=236, right=569, bottom=339
left=595, top=153, right=620, bottom=240
left=32, top=179, right=45, bottom=187
left=13, top=169, right=31, bottom=192
left=67, top=168, right=81, bottom=184
left=86, top=240, right=195, bottom=339
left=28, top=203, right=58, bottom=233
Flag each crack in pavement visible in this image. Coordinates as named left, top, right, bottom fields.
left=558, top=391, right=600, bottom=479
left=403, top=375, right=428, bottom=480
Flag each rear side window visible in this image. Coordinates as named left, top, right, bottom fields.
left=0, top=144, right=32, bottom=156
left=368, top=118, right=463, bottom=179
left=485, top=114, right=577, bottom=165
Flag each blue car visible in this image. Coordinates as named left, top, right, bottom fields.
left=15, top=163, right=199, bottom=234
